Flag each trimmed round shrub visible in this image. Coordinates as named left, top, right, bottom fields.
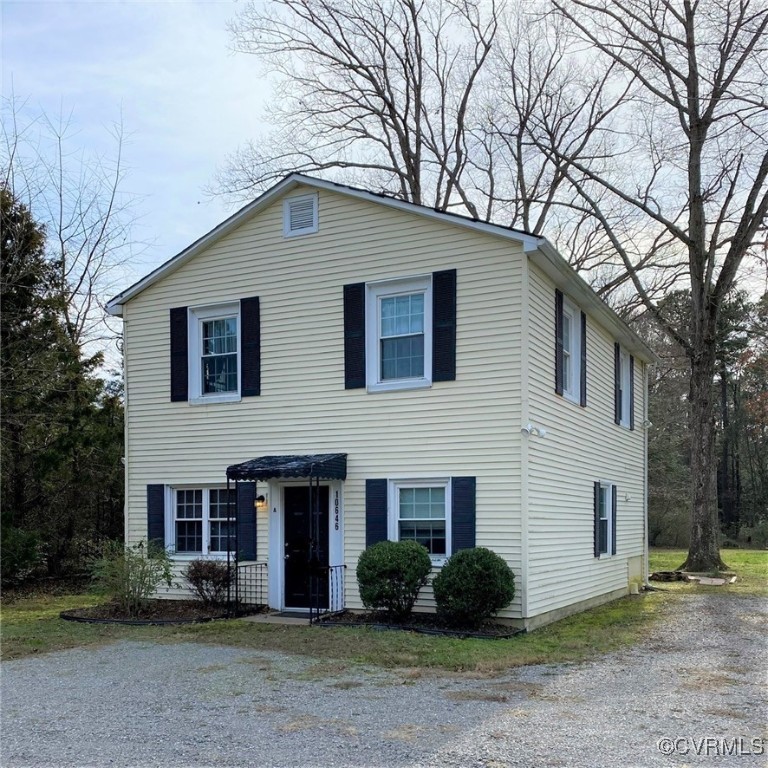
left=432, top=547, right=515, bottom=628
left=356, top=540, right=432, bottom=622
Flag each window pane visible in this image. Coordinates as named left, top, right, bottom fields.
left=201, top=316, right=238, bottom=393
left=202, top=353, right=238, bottom=393
left=399, top=486, right=446, bottom=521
left=381, top=335, right=424, bottom=380
left=399, top=520, right=446, bottom=555
left=176, top=490, right=203, bottom=519
left=380, top=294, right=424, bottom=338
left=209, top=520, right=235, bottom=552
left=176, top=520, right=202, bottom=553
left=563, top=313, right=571, bottom=349
left=599, top=487, right=608, bottom=521
left=599, top=518, right=608, bottom=555
left=210, top=489, right=235, bottom=519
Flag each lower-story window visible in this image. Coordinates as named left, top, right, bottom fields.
left=389, top=479, right=451, bottom=562
left=595, top=481, right=616, bottom=557
left=174, top=487, right=235, bottom=555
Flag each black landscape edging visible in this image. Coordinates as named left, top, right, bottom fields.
left=59, top=609, right=228, bottom=626
left=314, top=619, right=524, bottom=640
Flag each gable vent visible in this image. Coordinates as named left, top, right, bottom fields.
left=284, top=194, right=318, bottom=236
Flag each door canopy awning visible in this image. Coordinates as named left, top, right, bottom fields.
left=226, top=453, right=347, bottom=481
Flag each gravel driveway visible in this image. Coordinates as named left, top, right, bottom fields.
left=2, top=593, right=765, bottom=768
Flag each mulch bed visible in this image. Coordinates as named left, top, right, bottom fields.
left=316, top=611, right=523, bottom=639
left=60, top=599, right=229, bottom=625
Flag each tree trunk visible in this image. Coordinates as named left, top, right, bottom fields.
left=682, top=349, right=728, bottom=571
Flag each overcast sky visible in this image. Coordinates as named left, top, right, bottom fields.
left=2, top=0, right=269, bottom=290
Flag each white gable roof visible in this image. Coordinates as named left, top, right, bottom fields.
left=106, top=173, right=656, bottom=362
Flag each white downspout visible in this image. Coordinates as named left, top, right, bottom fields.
left=519, top=254, right=531, bottom=621
left=121, top=316, right=130, bottom=545
left=643, top=362, right=651, bottom=586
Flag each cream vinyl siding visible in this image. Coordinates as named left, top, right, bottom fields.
left=524, top=261, right=646, bottom=618
left=124, top=186, right=524, bottom=615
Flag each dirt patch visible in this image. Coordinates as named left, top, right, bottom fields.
left=318, top=611, right=522, bottom=639
left=445, top=690, right=509, bottom=703
left=61, top=600, right=226, bottom=624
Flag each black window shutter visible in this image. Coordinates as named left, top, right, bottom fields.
left=555, top=290, right=564, bottom=395
left=629, top=355, right=635, bottom=431
left=614, top=342, right=621, bottom=425
left=611, top=485, right=618, bottom=556
left=240, top=297, right=261, bottom=397
left=451, top=476, right=476, bottom=552
left=365, top=479, right=388, bottom=547
left=580, top=311, right=587, bottom=407
left=593, top=482, right=601, bottom=558
left=170, top=307, right=188, bottom=402
left=147, top=484, right=166, bottom=548
left=432, top=269, right=457, bottom=382
left=343, top=283, right=366, bottom=389
left=236, top=483, right=257, bottom=561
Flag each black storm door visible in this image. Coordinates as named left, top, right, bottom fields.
left=283, top=485, right=329, bottom=609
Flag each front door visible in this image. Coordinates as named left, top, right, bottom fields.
left=283, top=485, right=329, bottom=610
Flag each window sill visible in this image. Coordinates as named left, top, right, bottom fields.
left=170, top=553, right=232, bottom=561
left=367, top=379, right=432, bottom=394
left=188, top=394, right=242, bottom=406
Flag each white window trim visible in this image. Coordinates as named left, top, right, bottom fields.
left=283, top=193, right=319, bottom=237
left=187, top=302, right=241, bottom=404
left=166, top=485, right=234, bottom=559
left=387, top=477, right=451, bottom=565
left=597, top=480, right=614, bottom=559
left=365, top=275, right=433, bottom=393
left=562, top=296, right=581, bottom=404
left=619, top=348, right=631, bottom=428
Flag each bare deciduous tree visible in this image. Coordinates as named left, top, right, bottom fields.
left=221, top=0, right=500, bottom=215
left=543, top=0, right=768, bottom=570
left=2, top=97, right=137, bottom=354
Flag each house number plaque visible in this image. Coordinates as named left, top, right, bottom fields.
left=334, top=490, right=340, bottom=531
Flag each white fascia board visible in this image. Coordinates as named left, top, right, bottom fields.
left=531, top=239, right=659, bottom=364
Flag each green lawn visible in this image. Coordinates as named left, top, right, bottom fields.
left=2, top=548, right=764, bottom=671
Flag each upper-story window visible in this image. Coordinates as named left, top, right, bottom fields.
left=555, top=290, right=586, bottom=406
left=201, top=316, right=238, bottom=394
left=365, top=276, right=433, bottom=392
left=283, top=193, right=318, bottom=237
left=189, top=303, right=241, bottom=403
left=614, top=344, right=635, bottom=428
left=170, top=297, right=260, bottom=405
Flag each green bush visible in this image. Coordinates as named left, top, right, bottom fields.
left=90, top=540, right=175, bottom=618
left=432, top=547, right=515, bottom=628
left=183, top=559, right=231, bottom=606
left=0, top=525, right=42, bottom=587
left=356, top=540, right=432, bottom=622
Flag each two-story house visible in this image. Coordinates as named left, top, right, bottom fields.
left=107, top=174, right=655, bottom=630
